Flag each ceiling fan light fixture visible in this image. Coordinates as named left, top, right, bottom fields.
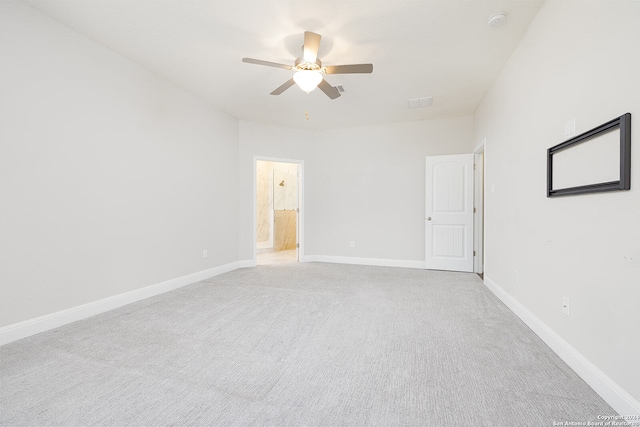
left=293, top=70, right=323, bottom=93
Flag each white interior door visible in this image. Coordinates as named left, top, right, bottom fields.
left=425, top=154, right=474, bottom=272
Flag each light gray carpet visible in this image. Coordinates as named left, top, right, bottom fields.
left=1, top=263, right=615, bottom=426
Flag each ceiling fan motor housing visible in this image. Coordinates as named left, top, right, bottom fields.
left=295, top=57, right=322, bottom=71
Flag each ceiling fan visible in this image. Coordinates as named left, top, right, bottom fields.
left=242, top=31, right=373, bottom=100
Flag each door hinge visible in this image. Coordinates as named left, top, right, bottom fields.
left=297, top=208, right=299, bottom=213
left=296, top=243, right=299, bottom=248
left=474, top=163, right=477, bottom=170
left=473, top=207, right=476, bottom=213
left=473, top=250, right=476, bottom=256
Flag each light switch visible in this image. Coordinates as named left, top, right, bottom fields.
left=564, top=118, right=576, bottom=138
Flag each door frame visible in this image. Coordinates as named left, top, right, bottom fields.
left=253, top=156, right=304, bottom=265
left=473, top=140, right=485, bottom=275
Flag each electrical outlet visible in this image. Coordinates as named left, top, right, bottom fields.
left=562, top=297, right=570, bottom=316
left=202, top=249, right=208, bottom=259
left=350, top=241, right=355, bottom=248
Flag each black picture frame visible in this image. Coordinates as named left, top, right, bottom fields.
left=547, top=113, right=631, bottom=197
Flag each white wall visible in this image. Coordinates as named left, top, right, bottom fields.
left=238, top=116, right=474, bottom=263
left=0, top=1, right=239, bottom=327
left=310, top=118, right=473, bottom=261
left=475, top=0, right=640, bottom=406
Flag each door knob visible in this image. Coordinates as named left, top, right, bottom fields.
left=427, top=217, right=432, bottom=221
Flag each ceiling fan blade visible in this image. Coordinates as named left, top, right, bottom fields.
left=317, top=79, right=341, bottom=100
left=324, top=64, right=373, bottom=74
left=242, top=58, right=293, bottom=70
left=270, top=78, right=296, bottom=95
left=303, top=31, right=321, bottom=63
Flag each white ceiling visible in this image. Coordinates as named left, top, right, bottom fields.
left=23, top=0, right=543, bottom=131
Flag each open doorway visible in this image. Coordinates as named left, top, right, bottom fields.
left=255, top=159, right=301, bottom=265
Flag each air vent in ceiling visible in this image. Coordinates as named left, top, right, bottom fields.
left=407, top=97, right=433, bottom=109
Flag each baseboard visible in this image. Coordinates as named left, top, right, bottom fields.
left=236, top=259, right=256, bottom=268
left=302, top=255, right=425, bottom=269
left=484, top=276, right=640, bottom=416
left=0, top=260, right=246, bottom=346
